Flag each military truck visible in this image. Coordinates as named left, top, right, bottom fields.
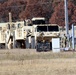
left=31, top=17, right=60, bottom=51
left=0, top=23, right=7, bottom=49
left=13, top=20, right=32, bottom=49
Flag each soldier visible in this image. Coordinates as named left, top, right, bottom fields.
left=61, top=34, right=67, bottom=48
left=63, top=34, right=67, bottom=48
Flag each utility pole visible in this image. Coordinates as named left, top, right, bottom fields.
left=64, top=0, right=69, bottom=48
left=64, top=0, right=69, bottom=36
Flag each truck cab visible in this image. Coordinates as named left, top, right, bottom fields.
left=13, top=20, right=32, bottom=49
left=31, top=17, right=60, bottom=51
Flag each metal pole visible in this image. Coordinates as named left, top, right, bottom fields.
left=64, top=0, right=69, bottom=36
left=72, top=24, right=75, bottom=50
left=9, top=12, right=12, bottom=23
left=64, top=0, right=69, bottom=48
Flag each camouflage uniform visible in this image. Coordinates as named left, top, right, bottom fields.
left=61, top=34, right=67, bottom=48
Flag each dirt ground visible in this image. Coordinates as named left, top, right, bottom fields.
left=0, top=49, right=76, bottom=75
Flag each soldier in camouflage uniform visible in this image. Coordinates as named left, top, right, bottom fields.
left=61, top=34, right=67, bottom=48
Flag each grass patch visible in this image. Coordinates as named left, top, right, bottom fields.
left=0, top=50, right=75, bottom=60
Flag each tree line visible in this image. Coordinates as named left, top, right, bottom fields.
left=0, top=0, right=76, bottom=28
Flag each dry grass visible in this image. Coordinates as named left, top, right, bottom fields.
left=0, top=49, right=76, bottom=75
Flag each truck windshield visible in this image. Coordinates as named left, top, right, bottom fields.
left=37, top=26, right=59, bottom=32
left=48, top=26, right=59, bottom=31
left=37, top=26, right=47, bottom=32
left=32, top=20, right=45, bottom=24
